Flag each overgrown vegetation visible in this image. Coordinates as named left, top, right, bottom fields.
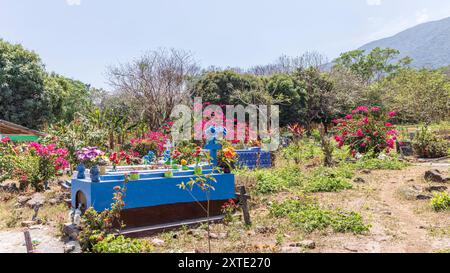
left=412, top=127, right=449, bottom=158
left=270, top=199, right=370, bottom=234
left=77, top=181, right=152, bottom=253
left=91, top=234, right=153, bottom=253
left=354, top=157, right=409, bottom=170
left=304, top=166, right=353, bottom=193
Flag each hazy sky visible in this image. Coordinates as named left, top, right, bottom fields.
left=1, top=0, right=450, bottom=90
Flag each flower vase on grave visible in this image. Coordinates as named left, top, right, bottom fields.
left=90, top=165, right=100, bottom=183
left=76, top=163, right=86, bottom=179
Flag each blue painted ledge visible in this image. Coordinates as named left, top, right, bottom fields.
left=71, top=168, right=235, bottom=212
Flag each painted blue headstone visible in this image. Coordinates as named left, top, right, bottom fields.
left=204, top=125, right=226, bottom=166
left=205, top=139, right=222, bottom=166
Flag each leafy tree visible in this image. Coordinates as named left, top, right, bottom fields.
left=191, top=70, right=264, bottom=105
left=44, top=73, right=97, bottom=123
left=370, top=68, right=450, bottom=123
left=0, top=39, right=49, bottom=128
left=333, top=47, right=412, bottom=84
left=294, top=67, right=335, bottom=130
left=327, top=67, right=368, bottom=114
left=266, top=73, right=306, bottom=126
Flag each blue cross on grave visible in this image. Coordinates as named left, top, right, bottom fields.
left=205, top=139, right=222, bottom=166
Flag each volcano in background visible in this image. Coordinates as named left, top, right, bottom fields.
left=358, top=16, right=450, bottom=69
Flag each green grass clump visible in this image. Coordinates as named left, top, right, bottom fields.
left=254, top=170, right=287, bottom=194
left=355, top=158, right=409, bottom=170
left=243, top=165, right=304, bottom=195
left=270, top=200, right=370, bottom=234
left=303, top=166, right=354, bottom=193
left=430, top=192, right=450, bottom=211
left=281, top=139, right=322, bottom=164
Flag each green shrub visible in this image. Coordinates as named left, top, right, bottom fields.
left=331, top=210, right=369, bottom=233
left=270, top=200, right=369, bottom=234
left=92, top=234, right=153, bottom=253
left=253, top=170, right=286, bottom=194
left=303, top=166, right=353, bottom=193
left=355, top=157, right=408, bottom=170
left=0, top=140, right=15, bottom=183
left=79, top=184, right=126, bottom=252
left=281, top=139, right=322, bottom=164
left=287, top=203, right=334, bottom=232
left=249, top=166, right=303, bottom=195
left=412, top=127, right=449, bottom=158
left=430, top=192, right=450, bottom=211
left=0, top=154, right=15, bottom=183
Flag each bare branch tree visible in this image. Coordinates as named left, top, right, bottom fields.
left=107, top=48, right=200, bottom=130
left=248, top=51, right=329, bottom=76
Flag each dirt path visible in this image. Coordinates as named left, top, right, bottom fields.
left=0, top=226, right=65, bottom=253
left=311, top=163, right=450, bottom=253
left=376, top=165, right=433, bottom=252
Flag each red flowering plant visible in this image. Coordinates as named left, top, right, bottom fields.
left=288, top=123, right=306, bottom=141
left=109, top=150, right=141, bottom=168
left=130, top=131, right=167, bottom=157
left=333, top=106, right=398, bottom=158
left=221, top=199, right=239, bottom=224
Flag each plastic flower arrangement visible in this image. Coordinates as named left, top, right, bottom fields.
left=218, top=145, right=238, bottom=173
left=109, top=150, right=141, bottom=169
left=76, top=147, right=105, bottom=168
left=333, top=106, right=398, bottom=157
left=142, top=151, right=155, bottom=165
left=193, top=146, right=204, bottom=175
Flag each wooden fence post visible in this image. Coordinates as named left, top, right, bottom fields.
left=24, top=231, right=33, bottom=253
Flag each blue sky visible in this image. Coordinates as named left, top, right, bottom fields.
left=1, top=0, right=450, bottom=90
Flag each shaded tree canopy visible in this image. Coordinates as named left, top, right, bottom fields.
left=333, top=47, right=412, bottom=84
left=190, top=70, right=265, bottom=105
left=0, top=39, right=99, bottom=129
left=370, top=68, right=450, bottom=123
left=0, top=39, right=48, bottom=128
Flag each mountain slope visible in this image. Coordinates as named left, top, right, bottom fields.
left=359, top=17, right=450, bottom=69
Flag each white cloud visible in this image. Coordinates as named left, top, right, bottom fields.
left=416, top=8, right=430, bottom=24
left=66, top=0, right=81, bottom=6
left=366, top=0, right=382, bottom=6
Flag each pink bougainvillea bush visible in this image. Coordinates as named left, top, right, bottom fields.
left=20, top=142, right=70, bottom=191
left=333, top=106, right=398, bottom=157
